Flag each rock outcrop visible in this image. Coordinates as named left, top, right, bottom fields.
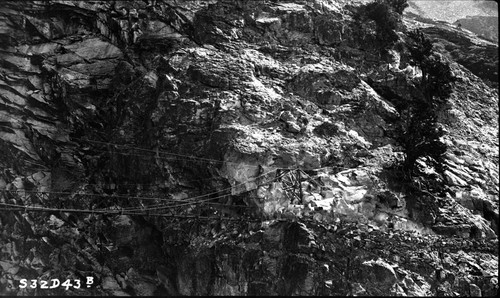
left=0, top=0, right=497, bottom=296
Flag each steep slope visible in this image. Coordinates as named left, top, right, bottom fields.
left=0, top=0, right=498, bottom=296
left=405, top=0, right=498, bottom=43
left=406, top=0, right=498, bottom=24
left=454, top=15, right=498, bottom=43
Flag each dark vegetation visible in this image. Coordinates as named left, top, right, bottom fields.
left=398, top=29, right=456, bottom=180
left=354, top=0, right=453, bottom=180
left=356, top=1, right=454, bottom=191
left=355, top=0, right=408, bottom=52
left=355, top=0, right=455, bottom=189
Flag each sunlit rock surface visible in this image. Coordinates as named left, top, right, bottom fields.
left=0, top=0, right=497, bottom=296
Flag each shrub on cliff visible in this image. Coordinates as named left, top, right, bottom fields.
left=356, top=0, right=408, bottom=51
left=398, top=29, right=456, bottom=177
left=398, top=100, right=447, bottom=176
left=406, top=29, right=455, bottom=105
left=385, top=0, right=409, bottom=14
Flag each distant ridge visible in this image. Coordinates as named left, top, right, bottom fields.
left=454, top=15, right=498, bottom=42
left=406, top=0, right=498, bottom=23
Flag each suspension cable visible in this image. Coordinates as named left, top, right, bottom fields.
left=72, top=137, right=263, bottom=168
left=1, top=168, right=288, bottom=213
left=0, top=205, right=261, bottom=222
left=1, top=168, right=281, bottom=205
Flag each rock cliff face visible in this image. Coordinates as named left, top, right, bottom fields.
left=0, top=0, right=498, bottom=296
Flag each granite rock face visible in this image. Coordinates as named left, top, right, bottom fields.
left=0, top=0, right=498, bottom=296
